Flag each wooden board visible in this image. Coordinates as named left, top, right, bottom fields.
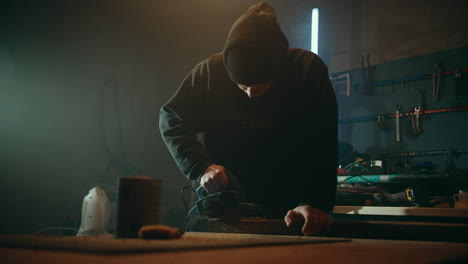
left=2, top=235, right=467, bottom=264
left=0, top=232, right=350, bottom=254
left=207, top=218, right=468, bottom=242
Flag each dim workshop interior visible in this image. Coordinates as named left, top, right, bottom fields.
left=1, top=0, right=467, bottom=263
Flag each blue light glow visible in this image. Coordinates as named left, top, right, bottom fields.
left=311, top=8, right=319, bottom=54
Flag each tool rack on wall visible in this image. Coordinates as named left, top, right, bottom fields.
left=331, top=46, right=468, bottom=209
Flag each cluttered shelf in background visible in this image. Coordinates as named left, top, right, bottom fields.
left=332, top=206, right=468, bottom=217
left=338, top=173, right=450, bottom=184
left=335, top=168, right=467, bottom=209
left=336, top=142, right=468, bottom=209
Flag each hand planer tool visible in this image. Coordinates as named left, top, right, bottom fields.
left=188, top=171, right=264, bottom=219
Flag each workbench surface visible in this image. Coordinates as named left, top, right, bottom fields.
left=1, top=232, right=467, bottom=264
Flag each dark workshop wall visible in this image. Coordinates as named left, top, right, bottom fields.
left=319, top=0, right=468, bottom=73
left=0, top=0, right=298, bottom=235
left=0, top=0, right=243, bottom=234
left=1, top=0, right=467, bottom=234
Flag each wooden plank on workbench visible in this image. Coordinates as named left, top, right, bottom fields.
left=0, top=233, right=349, bottom=254
left=207, top=218, right=468, bottom=242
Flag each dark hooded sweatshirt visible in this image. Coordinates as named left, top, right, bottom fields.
left=159, top=2, right=337, bottom=217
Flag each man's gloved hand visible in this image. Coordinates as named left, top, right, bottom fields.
left=284, top=205, right=332, bottom=236
left=200, top=164, right=229, bottom=194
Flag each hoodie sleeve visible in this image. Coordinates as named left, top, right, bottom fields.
left=159, top=60, right=213, bottom=181
left=312, top=69, right=338, bottom=213
left=300, top=52, right=338, bottom=214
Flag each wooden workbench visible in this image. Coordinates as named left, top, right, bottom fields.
left=1, top=232, right=467, bottom=264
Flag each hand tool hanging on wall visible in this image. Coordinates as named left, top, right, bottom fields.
left=407, top=106, right=423, bottom=140
left=407, top=107, right=416, bottom=140
left=361, top=53, right=372, bottom=95
left=432, top=61, right=442, bottom=101
left=395, top=105, right=405, bottom=148
left=414, top=106, right=421, bottom=134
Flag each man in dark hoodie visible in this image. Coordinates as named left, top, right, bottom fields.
left=159, top=2, right=337, bottom=235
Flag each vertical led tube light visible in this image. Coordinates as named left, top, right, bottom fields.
left=311, top=8, right=319, bottom=54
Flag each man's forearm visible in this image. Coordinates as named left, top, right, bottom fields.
left=159, top=106, right=212, bottom=180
